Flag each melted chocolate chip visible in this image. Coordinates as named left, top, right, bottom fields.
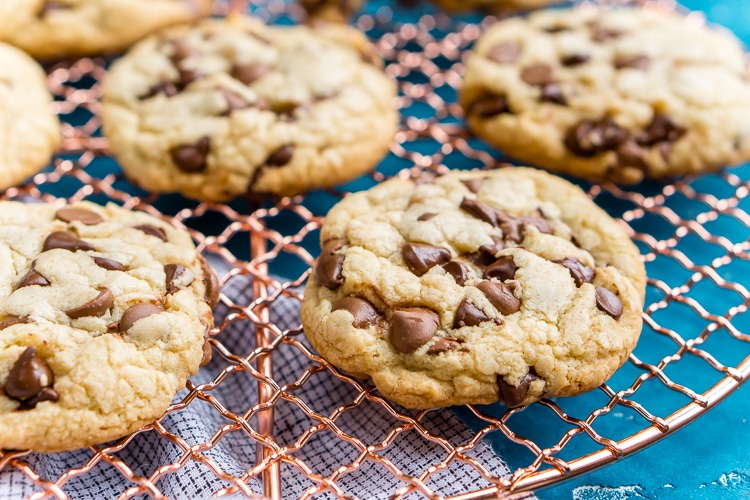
left=135, top=224, right=168, bottom=242
left=468, top=95, right=509, bottom=118
left=497, top=371, right=539, bottom=407
left=200, top=333, right=213, bottom=367
left=614, top=55, right=650, bottom=70
left=165, top=264, right=186, bottom=294
left=14, top=269, right=50, bottom=290
left=417, top=213, right=437, bottom=222
left=555, top=257, right=595, bottom=287
left=0, top=316, right=29, bottom=330
left=119, top=303, right=165, bottom=334
left=427, top=337, right=464, bottom=355
left=561, top=54, right=590, bottom=67
left=55, top=208, right=103, bottom=225
left=477, top=281, right=520, bottom=315
left=402, top=243, right=451, bottom=276
left=616, top=140, right=648, bottom=170
left=65, top=288, right=114, bottom=319
left=175, top=68, right=205, bottom=91
left=316, top=238, right=346, bottom=290
left=635, top=114, right=686, bottom=147
left=484, top=256, right=517, bottom=281
left=564, top=117, right=628, bottom=157
left=487, top=42, right=521, bottom=64
left=595, top=287, right=623, bottom=320
left=471, top=237, right=506, bottom=267
left=4, top=347, right=58, bottom=409
left=453, top=299, right=490, bottom=328
left=460, top=198, right=498, bottom=226
left=42, top=231, right=95, bottom=252
left=442, top=261, right=469, bottom=286
left=520, top=64, right=554, bottom=86
left=199, top=255, right=220, bottom=308
left=265, top=145, right=294, bottom=167
left=540, top=83, right=566, bottom=105
left=461, top=178, right=486, bottom=193
left=332, top=296, right=381, bottom=329
left=170, top=136, right=210, bottom=173
left=93, top=257, right=126, bottom=271
left=390, top=308, right=439, bottom=353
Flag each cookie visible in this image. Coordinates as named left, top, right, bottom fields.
left=0, top=200, right=219, bottom=452
left=101, top=15, right=398, bottom=202
left=461, top=7, right=750, bottom=183
left=300, top=0, right=363, bottom=23
left=430, top=0, right=560, bottom=12
left=0, top=42, right=60, bottom=192
left=301, top=167, right=646, bottom=409
left=0, top=0, right=211, bottom=60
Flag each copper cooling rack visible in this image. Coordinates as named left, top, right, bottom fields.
left=3, top=0, right=750, bottom=498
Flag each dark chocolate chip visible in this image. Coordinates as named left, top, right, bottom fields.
left=484, top=256, right=517, bottom=281
left=119, top=303, right=165, bottom=334
left=561, top=54, right=590, bottom=67
left=540, top=83, right=566, bottom=105
left=220, top=88, right=250, bottom=114
left=497, top=371, right=539, bottom=407
left=42, top=231, right=95, bottom=252
left=635, top=114, right=686, bottom=147
left=4, top=347, right=58, bottom=408
left=442, top=261, right=469, bottom=286
left=332, top=296, right=381, bottom=329
left=390, top=308, right=439, bottom=353
left=453, top=299, right=490, bottom=328
left=20, top=387, right=59, bottom=409
left=265, top=145, right=294, bottom=167
left=93, top=257, right=126, bottom=271
left=614, top=55, right=650, bottom=70
left=564, top=117, right=628, bottom=157
left=135, top=224, right=168, bottom=242
left=199, top=256, right=221, bottom=308
left=0, top=316, right=29, bottom=330
left=477, top=280, right=520, bottom=315
left=165, top=264, right=187, bottom=294
left=595, top=287, right=623, bottom=320
left=417, top=213, right=437, bottom=222
left=13, top=269, right=50, bottom=290
left=616, top=140, right=648, bottom=170
left=316, top=238, right=346, bottom=290
left=140, top=81, right=179, bottom=100
left=487, top=42, right=521, bottom=64
left=555, top=257, right=595, bottom=287
left=460, top=198, right=498, bottom=226
left=461, top=178, right=486, bottom=194
left=170, top=136, right=210, bottom=173
left=427, top=337, right=464, bottom=355
left=402, top=243, right=451, bottom=276
left=55, top=208, right=103, bottom=225
left=520, top=64, right=554, bottom=86
left=468, top=95, right=509, bottom=118
left=65, top=288, right=115, bottom=319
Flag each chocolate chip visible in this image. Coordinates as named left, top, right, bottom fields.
left=468, top=95, right=509, bottom=118
left=487, top=42, right=521, bottom=64
left=477, top=281, right=520, bottom=315
left=119, top=303, right=165, bottom=334
left=442, top=261, right=469, bottom=286
left=453, top=299, right=490, bottom=328
left=165, top=264, right=186, bottom=294
left=564, top=117, right=628, bottom=157
left=140, top=81, right=179, bottom=100
left=520, top=64, right=554, bottom=86
left=417, top=213, right=437, bottom=222
left=316, top=238, right=345, bottom=290
left=402, top=243, right=451, bottom=276
left=0, top=316, right=28, bottom=330
left=496, top=210, right=553, bottom=243
left=635, top=114, right=686, bottom=147
left=595, top=287, right=623, bottom=320
left=200, top=334, right=213, bottom=366
left=543, top=25, right=569, bottom=33
left=614, top=55, right=650, bottom=70
left=561, top=54, right=590, bottom=67
left=469, top=237, right=506, bottom=267
left=265, top=145, right=294, bottom=167
left=332, top=296, right=381, bottom=329
left=175, top=68, right=204, bottom=91
left=93, top=257, right=126, bottom=271
left=497, top=371, right=539, bottom=407
left=170, top=136, right=210, bottom=173
left=55, top=208, right=103, bottom=225
left=42, top=231, right=95, bottom=252
left=658, top=141, right=675, bottom=162
left=220, top=88, right=250, bottom=114
left=169, top=40, right=199, bottom=64
left=427, top=337, right=464, bottom=355
left=484, top=256, right=517, bottom=281
left=461, top=178, right=486, bottom=193
left=590, top=28, right=624, bottom=42
left=135, top=224, right=168, bottom=242
left=65, top=288, right=114, bottom=319
left=540, top=83, right=566, bottom=105
left=616, top=140, right=648, bottom=170
left=460, top=198, right=498, bottom=226
left=4, top=347, right=58, bottom=409
left=39, top=1, right=67, bottom=16
left=14, top=269, right=50, bottom=290
left=555, top=257, right=595, bottom=287
left=271, top=102, right=300, bottom=121
left=200, top=257, right=221, bottom=308
left=390, top=308, right=439, bottom=353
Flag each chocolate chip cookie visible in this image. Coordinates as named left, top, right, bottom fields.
left=0, top=201, right=219, bottom=452
left=0, top=42, right=60, bottom=192
left=461, top=7, right=750, bottom=183
left=300, top=0, right=363, bottom=23
left=430, top=0, right=560, bottom=12
left=301, top=167, right=646, bottom=409
left=101, top=15, right=398, bottom=202
left=0, top=0, right=211, bottom=60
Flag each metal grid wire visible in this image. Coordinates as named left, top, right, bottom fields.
left=3, top=0, right=750, bottom=498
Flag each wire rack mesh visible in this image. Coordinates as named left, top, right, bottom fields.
left=2, top=0, right=750, bottom=498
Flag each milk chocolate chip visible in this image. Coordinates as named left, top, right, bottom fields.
left=65, top=288, right=114, bottom=319
left=417, top=213, right=437, bottom=222
left=220, top=88, right=250, bottom=114
left=55, top=208, right=103, bottom=225
left=564, top=117, right=627, bottom=157
left=497, top=371, right=539, bottom=407
left=520, top=64, right=554, bottom=86
left=4, top=347, right=59, bottom=409
left=165, top=264, right=186, bottom=294
left=232, top=63, right=271, bottom=85
left=555, top=257, right=595, bottom=287
left=265, top=145, right=294, bottom=167
left=135, top=224, right=168, bottom=242
left=14, top=269, right=50, bottom=290
left=470, top=237, right=506, bottom=267
left=468, top=95, right=509, bottom=118
left=316, top=238, right=345, bottom=290
left=595, top=287, right=623, bottom=320
left=390, top=308, right=439, bottom=353
left=119, top=303, right=165, bottom=334
left=614, top=55, right=650, bottom=70
left=540, top=83, right=566, bottom=105
left=427, top=337, right=464, bottom=355
left=402, top=243, right=451, bottom=276
left=93, top=256, right=126, bottom=271
left=484, top=256, right=517, bottom=281
left=453, top=299, right=490, bottom=328
left=442, top=261, right=469, bottom=286
left=461, top=178, right=486, bottom=194
left=460, top=198, right=498, bottom=226
left=42, top=231, right=95, bottom=252
left=487, top=42, right=521, bottom=64
left=0, top=316, right=29, bottom=330
left=332, top=296, right=381, bottom=329
left=199, top=255, right=220, bottom=308
left=170, top=136, right=210, bottom=173
left=477, top=281, right=520, bottom=315
left=140, top=81, right=179, bottom=100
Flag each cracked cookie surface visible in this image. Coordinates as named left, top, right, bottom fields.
left=101, top=15, right=398, bottom=201
left=0, top=0, right=211, bottom=59
left=301, top=167, right=645, bottom=409
left=461, top=7, right=750, bottom=183
left=0, top=201, right=218, bottom=452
